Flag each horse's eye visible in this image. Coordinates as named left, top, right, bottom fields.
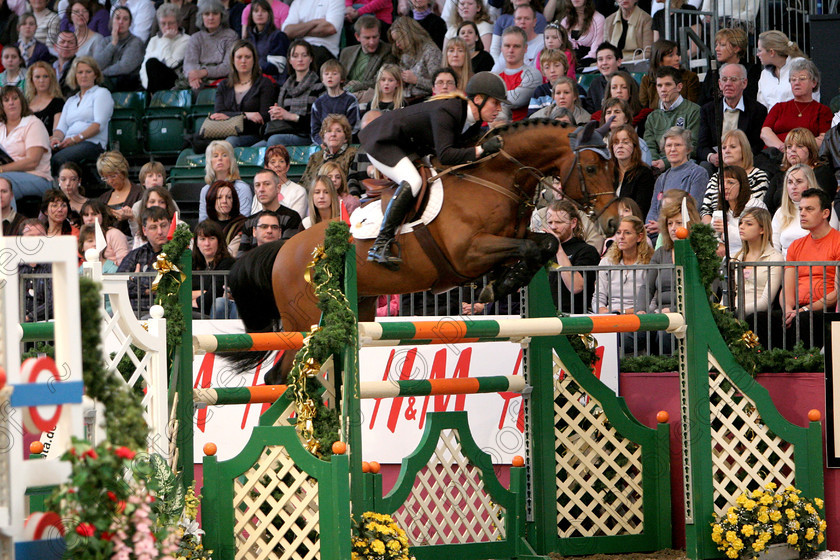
left=586, top=165, right=597, bottom=174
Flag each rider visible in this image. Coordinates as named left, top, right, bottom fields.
left=359, top=71, right=509, bottom=268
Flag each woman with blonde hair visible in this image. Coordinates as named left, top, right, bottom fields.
left=594, top=215, right=652, bottom=314
left=756, top=30, right=811, bottom=110
left=444, top=0, right=493, bottom=50
left=369, top=64, right=405, bottom=112
left=95, top=150, right=143, bottom=238
left=389, top=17, right=442, bottom=101
left=198, top=140, right=252, bottom=221
left=318, top=160, right=360, bottom=214
left=732, top=207, right=783, bottom=316
left=530, top=76, right=590, bottom=123
left=443, top=37, right=473, bottom=91
left=771, top=163, right=839, bottom=256
left=25, top=62, right=64, bottom=135
left=302, top=175, right=340, bottom=229
left=765, top=127, right=835, bottom=215
left=700, top=129, right=768, bottom=220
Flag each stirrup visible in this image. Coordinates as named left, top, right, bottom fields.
left=368, top=239, right=402, bottom=270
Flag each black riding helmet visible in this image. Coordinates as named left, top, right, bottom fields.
left=465, top=72, right=509, bottom=114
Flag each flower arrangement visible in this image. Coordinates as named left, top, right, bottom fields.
left=174, top=484, right=213, bottom=559
left=711, top=483, right=826, bottom=559
left=351, top=512, right=413, bottom=560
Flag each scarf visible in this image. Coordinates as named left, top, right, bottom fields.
left=413, top=8, right=432, bottom=19
left=324, top=143, right=348, bottom=160
left=279, top=70, right=322, bottom=116
left=18, top=38, right=36, bottom=65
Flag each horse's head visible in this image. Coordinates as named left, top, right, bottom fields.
left=563, top=121, right=619, bottom=236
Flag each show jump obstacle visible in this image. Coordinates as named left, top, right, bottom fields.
left=196, top=232, right=825, bottom=560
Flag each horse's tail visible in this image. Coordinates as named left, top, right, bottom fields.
left=225, top=240, right=284, bottom=372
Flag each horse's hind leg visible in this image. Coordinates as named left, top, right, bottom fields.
left=478, top=232, right=559, bottom=303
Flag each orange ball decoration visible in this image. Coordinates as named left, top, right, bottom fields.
left=369, top=461, right=381, bottom=474
left=675, top=227, right=689, bottom=240
left=656, top=411, right=670, bottom=423
left=512, top=455, right=525, bottom=467
left=203, top=442, right=217, bottom=456
left=332, top=441, right=347, bottom=455
left=808, top=409, right=822, bottom=422
left=30, top=441, right=44, bottom=454
left=362, top=461, right=371, bottom=473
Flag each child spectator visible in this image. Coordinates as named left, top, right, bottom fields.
left=366, top=64, right=405, bottom=112
left=536, top=22, right=575, bottom=79
left=529, top=49, right=569, bottom=114
left=139, top=160, right=166, bottom=189
left=311, top=59, right=360, bottom=145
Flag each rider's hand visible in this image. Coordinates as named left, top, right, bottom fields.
left=481, top=136, right=503, bottom=155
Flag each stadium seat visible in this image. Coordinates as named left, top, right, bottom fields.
left=169, top=181, right=205, bottom=228
left=576, top=72, right=597, bottom=92
left=109, top=91, right=146, bottom=157
left=144, top=90, right=192, bottom=157
left=630, top=72, right=645, bottom=85
left=189, top=87, right=217, bottom=133
left=287, top=145, right=321, bottom=183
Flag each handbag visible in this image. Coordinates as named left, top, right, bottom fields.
left=263, top=118, right=299, bottom=137
left=199, top=114, right=245, bottom=140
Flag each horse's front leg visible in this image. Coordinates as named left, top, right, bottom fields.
left=467, top=232, right=559, bottom=303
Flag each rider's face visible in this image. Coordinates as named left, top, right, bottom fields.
left=476, top=96, right=502, bottom=122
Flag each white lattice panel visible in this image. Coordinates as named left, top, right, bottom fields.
left=708, top=355, right=796, bottom=516
left=392, top=429, right=505, bottom=546
left=233, top=446, right=320, bottom=560
left=553, top=353, right=644, bottom=538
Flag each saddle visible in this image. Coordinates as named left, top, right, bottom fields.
left=361, top=158, right=435, bottom=222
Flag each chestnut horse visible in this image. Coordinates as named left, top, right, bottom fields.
left=229, top=119, right=617, bottom=383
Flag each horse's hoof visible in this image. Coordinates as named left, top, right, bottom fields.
left=478, top=285, right=495, bottom=304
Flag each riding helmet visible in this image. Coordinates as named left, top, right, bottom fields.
left=465, top=72, right=508, bottom=102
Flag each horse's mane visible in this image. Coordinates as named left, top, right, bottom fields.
left=488, top=118, right=574, bottom=137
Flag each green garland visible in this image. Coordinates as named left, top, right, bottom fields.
left=286, top=221, right=355, bottom=457
left=154, top=224, right=192, bottom=366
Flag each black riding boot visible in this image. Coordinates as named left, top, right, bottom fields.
left=367, top=181, right=416, bottom=269
left=479, top=261, right=536, bottom=303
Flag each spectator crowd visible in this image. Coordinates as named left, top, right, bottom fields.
left=2, top=0, right=840, bottom=351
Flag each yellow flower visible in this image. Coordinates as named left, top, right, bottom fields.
left=760, top=494, right=774, bottom=505
left=742, top=525, right=754, bottom=537
left=712, top=524, right=723, bottom=534
left=726, top=531, right=737, bottom=543
left=766, top=482, right=777, bottom=490
left=388, top=540, right=402, bottom=551
left=805, top=504, right=816, bottom=515
left=726, top=549, right=739, bottom=559
left=736, top=494, right=748, bottom=506
left=733, top=539, right=744, bottom=551
left=773, top=524, right=783, bottom=535
left=789, top=494, right=800, bottom=504
left=752, top=541, right=765, bottom=552
left=752, top=489, right=764, bottom=498
left=787, top=534, right=798, bottom=545
left=712, top=532, right=722, bottom=543
left=759, top=532, right=772, bottom=543
left=744, top=500, right=756, bottom=510
left=371, top=539, right=386, bottom=555
left=818, top=533, right=825, bottom=544
left=727, top=513, right=738, bottom=524
left=815, top=498, right=824, bottom=509
left=806, top=528, right=815, bottom=541
left=785, top=508, right=796, bottom=520
left=770, top=510, right=782, bottom=522
left=820, top=520, right=827, bottom=531
left=757, top=512, right=769, bottom=524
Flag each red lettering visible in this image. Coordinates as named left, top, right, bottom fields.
left=386, top=349, right=418, bottom=433
left=193, top=353, right=215, bottom=433
left=368, top=349, right=396, bottom=429
left=417, top=348, right=472, bottom=428
left=498, top=348, right=525, bottom=432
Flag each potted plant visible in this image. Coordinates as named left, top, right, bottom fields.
left=352, top=512, right=413, bottom=560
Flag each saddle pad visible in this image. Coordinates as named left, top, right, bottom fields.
left=350, top=179, right=444, bottom=239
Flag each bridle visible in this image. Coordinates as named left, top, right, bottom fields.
left=558, top=146, right=621, bottom=224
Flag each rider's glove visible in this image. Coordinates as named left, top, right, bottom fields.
left=480, top=136, right=503, bottom=155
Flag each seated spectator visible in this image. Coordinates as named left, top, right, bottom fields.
left=431, top=67, right=458, bottom=96
left=311, top=59, right=360, bottom=144
left=488, top=0, right=547, bottom=59
left=57, top=161, right=87, bottom=213
left=603, top=0, right=653, bottom=61
left=527, top=48, right=569, bottom=113
left=458, top=21, right=494, bottom=74
left=697, top=62, right=766, bottom=170
left=772, top=163, right=840, bottom=257
left=209, top=39, right=276, bottom=148
left=140, top=4, right=191, bottom=93
left=700, top=27, right=760, bottom=105
left=263, top=39, right=326, bottom=147
left=600, top=196, right=650, bottom=254
left=220, top=0, right=245, bottom=37
left=760, top=59, right=831, bottom=151
left=16, top=15, right=53, bottom=68
left=95, top=151, right=143, bottom=239
left=708, top=165, right=767, bottom=256
left=490, top=5, right=543, bottom=70
left=593, top=215, right=651, bottom=313
left=1, top=180, right=24, bottom=235
left=262, top=144, right=307, bottom=218
left=93, top=7, right=144, bottom=91
left=732, top=207, right=782, bottom=317
left=644, top=66, right=701, bottom=170
left=530, top=179, right=605, bottom=250
left=0, top=85, right=53, bottom=211
left=204, top=179, right=247, bottom=255
left=139, top=160, right=165, bottom=190
left=51, top=31, right=78, bottom=98
left=302, top=174, right=340, bottom=229
left=530, top=76, right=589, bottom=123
left=150, top=0, right=197, bottom=35
left=781, top=188, right=840, bottom=349
left=536, top=21, right=576, bottom=79
left=389, top=17, right=442, bottom=102
left=444, top=37, right=473, bottom=91
left=365, top=64, right=405, bottom=111
left=581, top=42, right=622, bottom=114
left=495, top=25, right=541, bottom=122
left=80, top=199, right=129, bottom=265
left=41, top=188, right=78, bottom=236
left=29, top=0, right=60, bottom=47
left=280, top=0, right=343, bottom=64
left=108, top=0, right=157, bottom=43
left=700, top=129, right=768, bottom=220
left=19, top=219, right=53, bottom=322
left=66, top=0, right=107, bottom=58
left=299, top=114, right=358, bottom=192
left=25, top=63, right=64, bottom=137
left=117, top=206, right=171, bottom=317
left=238, top=170, right=302, bottom=250
left=192, top=220, right=236, bottom=318
left=78, top=224, right=120, bottom=272
left=0, top=0, right=18, bottom=46
left=445, top=0, right=493, bottom=51
left=182, top=0, right=238, bottom=90
left=50, top=57, right=114, bottom=173
left=640, top=40, right=699, bottom=109
left=601, top=99, right=651, bottom=163
left=756, top=31, right=814, bottom=111
left=589, top=71, right=651, bottom=126
left=244, top=0, right=289, bottom=79
left=241, top=0, right=288, bottom=38
left=247, top=209, right=284, bottom=247
left=558, top=0, right=605, bottom=66
left=409, top=0, right=446, bottom=49
left=198, top=140, right=253, bottom=221
left=644, top=126, right=708, bottom=233
left=543, top=199, right=600, bottom=313
left=130, top=186, right=181, bottom=248
left=610, top=123, right=655, bottom=216
left=319, top=160, right=360, bottom=214
left=765, top=128, right=837, bottom=216
left=341, top=15, right=397, bottom=99
left=0, top=46, right=25, bottom=90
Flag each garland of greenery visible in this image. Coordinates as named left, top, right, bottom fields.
left=79, top=277, right=148, bottom=450
left=153, top=224, right=193, bottom=367
left=286, top=222, right=355, bottom=457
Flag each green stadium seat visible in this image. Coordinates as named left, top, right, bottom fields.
left=144, top=90, right=192, bottom=157
left=287, top=145, right=321, bottom=182
left=109, top=91, right=146, bottom=157
left=189, top=87, right=217, bottom=132
left=576, top=72, right=597, bottom=92
left=631, top=72, right=645, bottom=85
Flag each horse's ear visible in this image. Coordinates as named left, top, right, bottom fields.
left=579, top=120, right=598, bottom=144
left=596, top=119, right=612, bottom=138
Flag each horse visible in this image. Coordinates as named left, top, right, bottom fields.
left=229, top=119, right=617, bottom=384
